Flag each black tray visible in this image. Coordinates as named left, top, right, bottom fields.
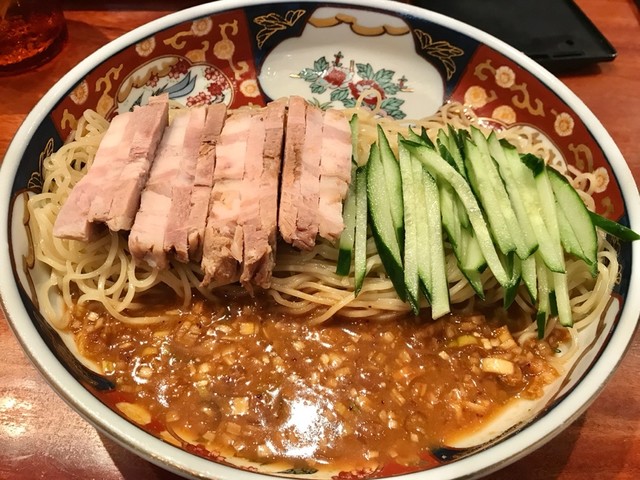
left=411, top=0, right=616, bottom=72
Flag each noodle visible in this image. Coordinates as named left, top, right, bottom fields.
left=27, top=101, right=620, bottom=350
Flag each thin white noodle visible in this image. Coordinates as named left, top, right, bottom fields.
left=27, top=102, right=620, bottom=347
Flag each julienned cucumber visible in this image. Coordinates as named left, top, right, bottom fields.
left=336, top=114, right=360, bottom=276
left=589, top=211, right=640, bottom=241
left=403, top=140, right=514, bottom=289
left=366, top=142, right=407, bottom=302
left=397, top=141, right=420, bottom=312
left=353, top=165, right=368, bottom=296
left=377, top=125, right=404, bottom=247
left=547, top=167, right=598, bottom=275
left=340, top=122, right=638, bottom=329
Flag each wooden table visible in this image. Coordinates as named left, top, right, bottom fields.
left=1, top=1, right=638, bottom=478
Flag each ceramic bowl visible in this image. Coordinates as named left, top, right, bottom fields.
left=1, top=0, right=638, bottom=479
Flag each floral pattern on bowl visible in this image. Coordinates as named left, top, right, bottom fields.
left=1, top=1, right=637, bottom=480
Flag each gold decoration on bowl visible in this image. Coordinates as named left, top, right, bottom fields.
left=475, top=60, right=545, bottom=117
left=135, top=36, right=156, bottom=58
left=414, top=30, right=463, bottom=80
left=95, top=65, right=123, bottom=117
left=510, top=82, right=545, bottom=117
left=215, top=20, right=248, bottom=80
left=491, top=105, right=517, bottom=124
left=60, top=109, right=78, bottom=131
left=186, top=41, right=210, bottom=63
left=568, top=143, right=595, bottom=172
left=69, top=80, right=89, bottom=105
left=191, top=17, right=213, bottom=37
left=552, top=110, right=575, bottom=137
left=117, top=58, right=178, bottom=103
left=308, top=12, right=410, bottom=36
left=463, top=85, right=496, bottom=109
left=494, top=66, right=516, bottom=88
left=254, top=9, right=306, bottom=48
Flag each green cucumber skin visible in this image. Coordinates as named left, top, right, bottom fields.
left=421, top=167, right=451, bottom=319
left=589, top=211, right=640, bottom=241
left=353, top=166, right=368, bottom=296
left=464, top=140, right=519, bottom=257
left=547, top=167, right=598, bottom=271
left=398, top=142, right=420, bottom=313
left=344, top=124, right=639, bottom=322
left=403, top=140, right=513, bottom=288
left=376, top=126, right=404, bottom=247
left=487, top=133, right=538, bottom=258
left=366, top=143, right=407, bottom=302
left=336, top=166, right=357, bottom=276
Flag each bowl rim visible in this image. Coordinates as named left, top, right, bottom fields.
left=1, top=0, right=639, bottom=479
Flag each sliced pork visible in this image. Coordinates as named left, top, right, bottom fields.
left=54, top=95, right=353, bottom=293
left=89, top=94, right=169, bottom=232
left=128, top=111, right=192, bottom=269
left=295, top=102, right=324, bottom=249
left=318, top=108, right=352, bottom=241
left=200, top=110, right=254, bottom=286
left=186, top=103, right=227, bottom=261
left=243, top=99, right=287, bottom=289
left=239, top=99, right=287, bottom=291
left=53, top=111, right=133, bottom=241
left=163, top=106, right=207, bottom=262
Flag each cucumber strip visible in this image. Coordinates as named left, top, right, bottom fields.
left=536, top=254, right=551, bottom=339
left=336, top=114, right=361, bottom=276
left=454, top=194, right=471, bottom=230
left=502, top=252, right=521, bottom=309
left=419, top=126, right=435, bottom=148
left=470, top=127, right=533, bottom=259
left=336, top=166, right=357, bottom=275
left=502, top=147, right=565, bottom=272
left=460, top=228, right=487, bottom=273
left=412, top=155, right=432, bottom=303
left=555, top=201, right=588, bottom=263
left=398, top=142, right=420, bottom=312
left=422, top=167, right=450, bottom=318
left=533, top=165, right=566, bottom=274
left=349, top=114, right=359, bottom=165
left=487, top=133, right=539, bottom=258
left=462, top=268, right=484, bottom=299
left=406, top=127, right=423, bottom=144
left=464, top=139, right=517, bottom=256
left=443, top=127, right=466, bottom=176
left=439, top=181, right=461, bottom=249
left=404, top=141, right=514, bottom=288
left=354, top=165, right=368, bottom=295
left=377, top=125, right=404, bottom=247
left=366, top=143, right=406, bottom=301
left=439, top=184, right=485, bottom=299
left=589, top=210, right=640, bottom=241
left=547, top=167, right=597, bottom=273
left=520, top=254, right=537, bottom=302
left=552, top=271, right=573, bottom=327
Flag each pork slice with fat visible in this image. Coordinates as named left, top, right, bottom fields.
left=201, top=111, right=253, bottom=286
left=242, top=99, right=287, bottom=289
left=278, top=96, right=307, bottom=247
left=53, top=111, right=133, bottom=241
left=293, top=102, right=324, bottom=250
left=318, top=108, right=352, bottom=241
left=186, top=103, right=227, bottom=261
left=128, top=111, right=191, bottom=269
left=105, top=95, right=169, bottom=231
left=163, top=106, right=207, bottom=263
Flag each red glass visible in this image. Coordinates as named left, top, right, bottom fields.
left=0, top=0, right=67, bottom=75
